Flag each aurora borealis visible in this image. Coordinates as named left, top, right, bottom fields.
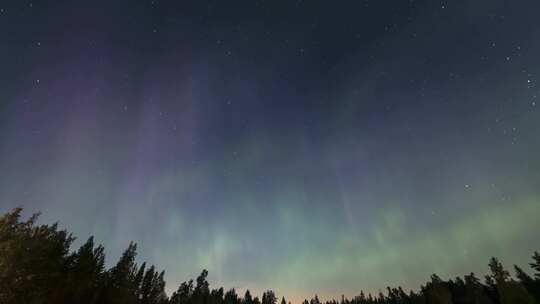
left=1, top=0, right=540, bottom=302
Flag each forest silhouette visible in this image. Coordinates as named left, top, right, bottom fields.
left=1, top=208, right=539, bottom=304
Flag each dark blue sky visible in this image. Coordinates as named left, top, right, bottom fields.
left=1, top=0, right=539, bottom=301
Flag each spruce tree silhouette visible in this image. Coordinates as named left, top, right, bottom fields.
left=66, top=236, right=106, bottom=304
left=531, top=252, right=540, bottom=279
left=244, top=290, right=254, bottom=304
left=262, top=290, right=277, bottom=304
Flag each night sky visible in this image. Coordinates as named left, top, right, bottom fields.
left=1, top=0, right=540, bottom=302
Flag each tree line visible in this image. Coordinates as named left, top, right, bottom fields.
left=1, top=208, right=539, bottom=304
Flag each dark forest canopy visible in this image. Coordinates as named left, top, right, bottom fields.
left=1, top=208, right=539, bottom=304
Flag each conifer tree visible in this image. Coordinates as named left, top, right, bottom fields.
left=262, top=290, right=277, bottom=304
left=531, top=252, right=540, bottom=280
left=0, top=208, right=74, bottom=304
left=244, top=290, right=254, bottom=304
left=224, top=288, right=239, bottom=304
left=105, top=242, right=139, bottom=304
left=67, top=236, right=106, bottom=304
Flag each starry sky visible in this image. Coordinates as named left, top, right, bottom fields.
left=1, top=0, right=540, bottom=302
